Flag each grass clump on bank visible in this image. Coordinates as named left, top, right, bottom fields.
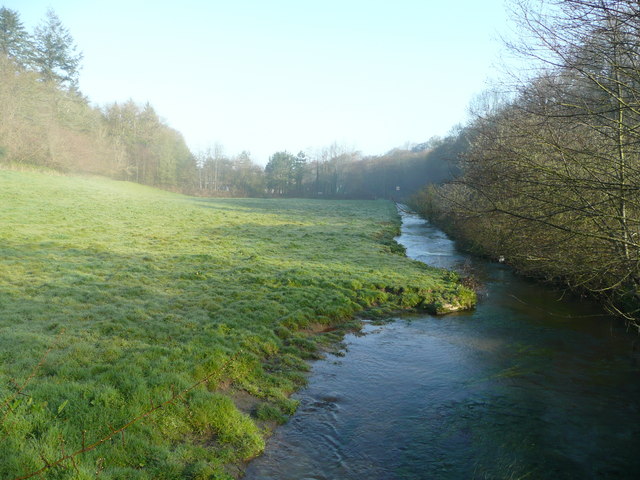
left=0, top=170, right=474, bottom=479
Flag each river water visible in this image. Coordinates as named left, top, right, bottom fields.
left=244, top=210, right=640, bottom=479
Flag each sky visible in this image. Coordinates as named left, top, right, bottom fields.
left=5, top=1, right=511, bottom=165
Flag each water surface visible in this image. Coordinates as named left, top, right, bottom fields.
left=244, top=211, right=640, bottom=479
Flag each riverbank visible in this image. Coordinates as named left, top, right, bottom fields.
left=408, top=183, right=640, bottom=326
left=245, top=209, right=640, bottom=480
left=0, top=170, right=474, bottom=479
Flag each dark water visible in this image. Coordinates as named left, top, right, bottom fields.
left=244, top=211, right=640, bottom=479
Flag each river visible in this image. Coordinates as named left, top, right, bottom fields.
left=243, top=210, right=640, bottom=479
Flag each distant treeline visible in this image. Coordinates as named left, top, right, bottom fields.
left=0, top=7, right=198, bottom=190
left=410, top=0, right=640, bottom=325
left=192, top=138, right=459, bottom=200
left=260, top=137, right=461, bottom=200
left=0, top=6, right=456, bottom=200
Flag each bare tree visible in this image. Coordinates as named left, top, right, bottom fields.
left=428, top=0, right=640, bottom=322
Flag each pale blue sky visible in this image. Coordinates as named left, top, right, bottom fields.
left=5, top=1, right=510, bottom=164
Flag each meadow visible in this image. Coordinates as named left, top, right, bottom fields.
left=0, top=170, right=474, bottom=479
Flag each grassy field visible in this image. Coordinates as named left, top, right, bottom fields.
left=0, top=170, right=474, bottom=479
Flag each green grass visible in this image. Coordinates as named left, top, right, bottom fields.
left=0, top=169, right=474, bottom=479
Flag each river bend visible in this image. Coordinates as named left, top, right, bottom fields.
left=244, top=210, right=640, bottom=479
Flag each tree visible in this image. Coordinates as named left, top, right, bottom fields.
left=102, top=100, right=198, bottom=187
left=426, top=0, right=640, bottom=323
left=229, top=151, right=265, bottom=196
left=197, top=143, right=231, bottom=193
left=503, top=0, right=640, bottom=318
left=0, top=7, right=32, bottom=66
left=31, top=8, right=82, bottom=88
left=0, top=54, right=52, bottom=166
left=293, top=151, right=307, bottom=195
left=265, top=151, right=296, bottom=195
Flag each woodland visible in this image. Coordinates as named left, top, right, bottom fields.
left=0, top=6, right=457, bottom=201
left=411, top=0, right=640, bottom=325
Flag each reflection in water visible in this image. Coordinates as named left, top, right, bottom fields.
left=244, top=211, right=640, bottom=479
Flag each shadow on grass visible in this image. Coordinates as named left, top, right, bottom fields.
left=0, top=196, right=471, bottom=478
left=188, top=196, right=394, bottom=221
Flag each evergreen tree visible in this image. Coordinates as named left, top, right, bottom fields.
left=32, top=8, right=82, bottom=88
left=0, top=7, right=32, bottom=66
left=293, top=151, right=307, bottom=195
left=265, top=151, right=296, bottom=195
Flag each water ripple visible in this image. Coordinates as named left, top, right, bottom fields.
left=244, top=211, right=640, bottom=480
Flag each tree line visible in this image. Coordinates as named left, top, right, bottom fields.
left=262, top=138, right=459, bottom=199
left=0, top=7, right=199, bottom=190
left=193, top=140, right=457, bottom=199
left=410, top=0, right=640, bottom=324
left=0, top=6, right=454, bottom=199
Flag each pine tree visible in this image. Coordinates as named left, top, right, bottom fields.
left=31, top=8, right=82, bottom=88
left=0, top=7, right=32, bottom=66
